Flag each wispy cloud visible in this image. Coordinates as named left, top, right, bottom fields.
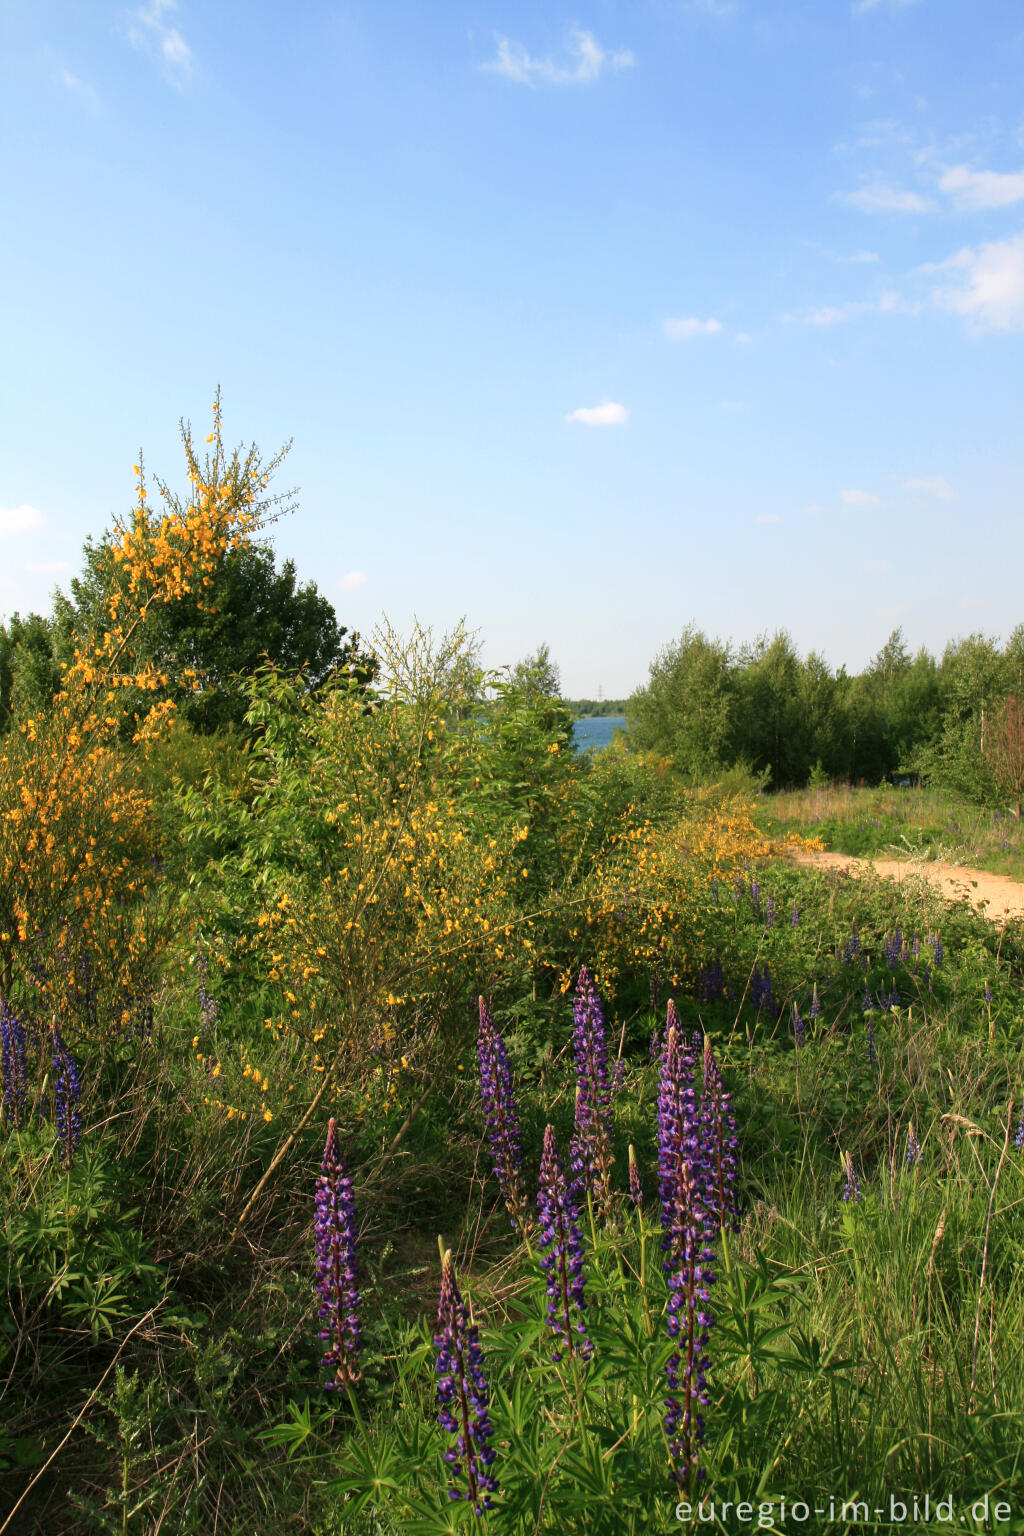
left=663, top=316, right=722, bottom=340
left=756, top=514, right=782, bottom=524
left=0, top=504, right=44, bottom=538
left=852, top=0, right=920, bottom=14
left=904, top=475, right=954, bottom=500
left=927, top=232, right=1024, bottom=331
left=844, top=250, right=881, bottom=263
left=484, top=27, right=633, bottom=87
left=565, top=401, right=629, bottom=427
left=840, top=182, right=933, bottom=214
left=337, top=570, right=368, bottom=590
left=938, top=164, right=1024, bottom=212
left=128, top=0, right=193, bottom=83
left=842, top=488, right=882, bottom=507
left=59, top=69, right=101, bottom=113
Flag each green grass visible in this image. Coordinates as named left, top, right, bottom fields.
left=760, top=782, right=1024, bottom=881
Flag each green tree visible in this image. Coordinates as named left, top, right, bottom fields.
left=626, top=626, right=734, bottom=779
left=0, top=611, right=63, bottom=733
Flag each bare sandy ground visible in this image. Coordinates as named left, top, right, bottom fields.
left=790, top=848, right=1024, bottom=923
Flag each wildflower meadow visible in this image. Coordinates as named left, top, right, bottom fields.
left=2, top=410, right=1024, bottom=1535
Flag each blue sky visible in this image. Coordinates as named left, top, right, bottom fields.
left=2, top=0, right=1022, bottom=695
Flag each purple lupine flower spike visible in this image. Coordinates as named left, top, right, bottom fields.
left=791, top=900, right=800, bottom=927
left=985, top=981, right=993, bottom=1005
left=865, top=1020, right=878, bottom=1067
left=906, top=1123, right=923, bottom=1168
left=315, top=1117, right=361, bottom=1389
left=435, top=1247, right=499, bottom=1513
left=51, top=1023, right=82, bottom=1169
left=764, top=894, right=775, bottom=929
left=841, top=1150, right=862, bottom=1203
left=477, top=997, right=528, bottom=1230
left=701, top=1036, right=739, bottom=1233
left=569, top=967, right=614, bottom=1220
left=628, top=1144, right=643, bottom=1210
left=657, top=1017, right=716, bottom=1487
left=1015, top=1111, right=1024, bottom=1153
left=197, top=950, right=218, bottom=1034
left=793, top=1003, right=805, bottom=1051
left=537, top=1125, right=592, bottom=1362
left=1, top=1000, right=28, bottom=1128
left=810, top=983, right=821, bottom=1020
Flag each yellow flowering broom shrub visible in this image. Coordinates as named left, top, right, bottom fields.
left=0, top=395, right=272, bottom=1003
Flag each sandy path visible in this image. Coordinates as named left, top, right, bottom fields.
left=789, top=848, right=1024, bottom=923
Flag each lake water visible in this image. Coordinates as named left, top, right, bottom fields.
left=572, top=715, right=626, bottom=753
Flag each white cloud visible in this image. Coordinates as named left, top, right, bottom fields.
left=337, top=570, right=368, bottom=590
left=484, top=27, right=633, bottom=87
left=129, top=0, right=193, bottom=82
left=663, top=316, right=722, bottom=340
left=24, top=561, right=71, bottom=574
left=733, top=331, right=752, bottom=345
left=756, top=514, right=782, bottom=524
left=928, top=232, right=1024, bottom=331
left=0, top=504, right=44, bottom=538
left=841, top=489, right=882, bottom=507
left=853, top=0, right=920, bottom=13
left=59, top=70, right=101, bottom=112
left=841, top=182, right=933, bottom=213
left=565, top=401, right=629, bottom=427
left=938, top=164, right=1024, bottom=212
left=904, top=475, right=954, bottom=500
left=845, top=250, right=881, bottom=263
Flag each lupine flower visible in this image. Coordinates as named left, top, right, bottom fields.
left=628, top=1143, right=644, bottom=1209
left=985, top=981, right=993, bottom=1005
left=764, top=895, right=775, bottom=929
left=840, top=1150, right=862, bottom=1204
left=889, top=982, right=900, bottom=1011
left=435, top=1248, right=498, bottom=1513
left=861, top=986, right=873, bottom=1014
left=1, top=1000, right=28, bottom=1127
left=314, top=1118, right=361, bottom=1389
left=750, top=877, right=760, bottom=914
left=569, top=968, right=614, bottom=1219
left=701, top=1035, right=739, bottom=1234
left=791, top=900, right=800, bottom=927
left=932, top=934, right=943, bottom=966
left=51, top=1024, right=82, bottom=1169
left=883, top=928, right=903, bottom=968
left=1015, top=1112, right=1024, bottom=1153
left=477, top=997, right=528, bottom=1229
left=906, top=1124, right=923, bottom=1168
left=865, top=1020, right=878, bottom=1067
left=657, top=1016, right=716, bottom=1487
left=843, top=926, right=861, bottom=965
left=198, top=951, right=218, bottom=1034
left=810, top=983, right=821, bottom=1020
left=912, top=936, right=920, bottom=963
left=793, top=1003, right=805, bottom=1050
left=536, top=1125, right=592, bottom=1363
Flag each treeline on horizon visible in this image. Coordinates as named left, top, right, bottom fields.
left=3, top=537, right=1023, bottom=814
left=624, top=623, right=1024, bottom=805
